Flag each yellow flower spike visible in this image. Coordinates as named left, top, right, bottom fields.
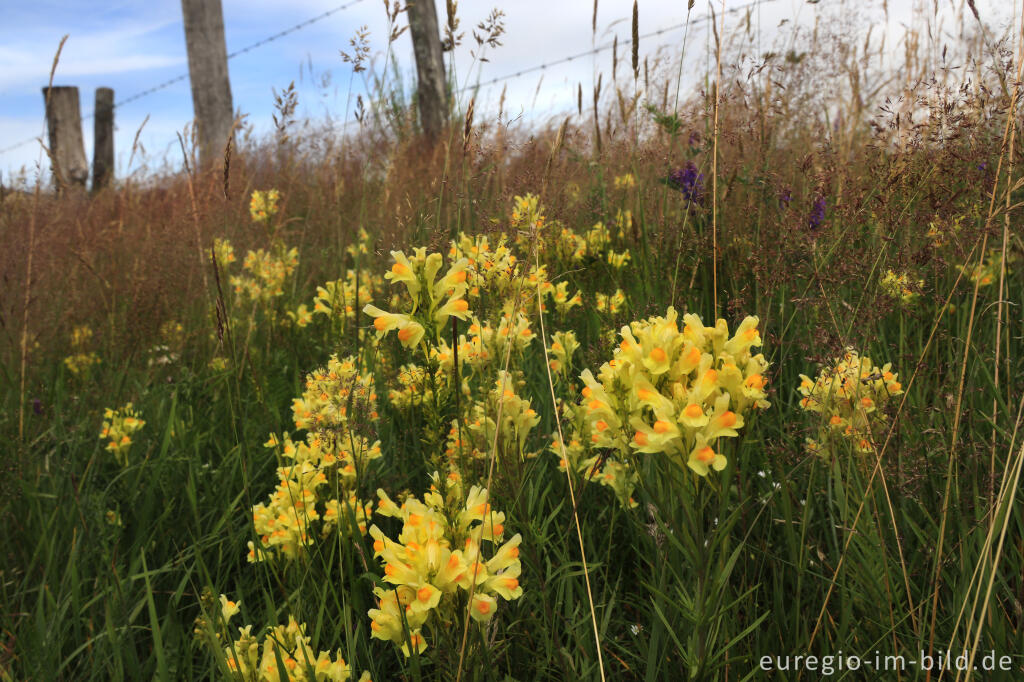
left=98, top=403, right=145, bottom=467
left=798, top=348, right=901, bottom=458
left=366, top=476, right=523, bottom=657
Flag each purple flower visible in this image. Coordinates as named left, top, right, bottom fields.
left=670, top=162, right=704, bottom=204
left=808, top=195, right=826, bottom=231
left=32, top=398, right=44, bottom=416
left=779, top=187, right=792, bottom=209
left=688, top=131, right=702, bottom=148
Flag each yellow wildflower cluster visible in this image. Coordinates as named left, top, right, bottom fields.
left=363, top=249, right=473, bottom=350
left=549, top=281, right=584, bottom=315
left=958, top=249, right=1015, bottom=288
left=614, top=173, right=637, bottom=190
left=212, top=237, right=236, bottom=267
left=554, top=308, right=769, bottom=505
left=426, top=312, right=535, bottom=379
left=231, top=245, right=300, bottom=303
left=64, top=324, right=100, bottom=375
left=312, top=269, right=380, bottom=323
left=218, top=605, right=370, bottom=682
left=252, top=355, right=380, bottom=562
left=249, top=189, right=281, bottom=224
left=248, top=462, right=331, bottom=562
left=547, top=330, right=580, bottom=378
left=606, top=250, right=631, bottom=269
left=389, top=364, right=433, bottom=408
left=345, top=227, right=373, bottom=259
left=509, top=193, right=544, bottom=233
left=287, top=303, right=314, bottom=328
left=368, top=475, right=523, bottom=656
left=448, top=233, right=519, bottom=298
left=99, top=403, right=145, bottom=466
left=880, top=269, right=922, bottom=303
left=444, top=371, right=541, bottom=461
left=596, top=289, right=627, bottom=314
left=925, top=214, right=963, bottom=249
left=291, top=355, right=378, bottom=431
left=552, top=221, right=615, bottom=264
left=798, top=349, right=903, bottom=455
left=613, top=209, right=631, bottom=239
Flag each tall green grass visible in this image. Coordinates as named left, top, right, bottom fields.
left=3, top=2, right=1024, bottom=680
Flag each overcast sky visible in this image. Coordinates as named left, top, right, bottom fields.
left=0, top=0, right=1016, bottom=183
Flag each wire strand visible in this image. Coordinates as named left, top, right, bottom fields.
left=1, top=0, right=775, bottom=157
left=0, top=0, right=370, bottom=156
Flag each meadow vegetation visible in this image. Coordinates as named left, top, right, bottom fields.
left=2, top=1, right=1023, bottom=679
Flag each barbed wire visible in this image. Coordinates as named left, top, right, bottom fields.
left=458, top=0, right=774, bottom=94
left=1, top=0, right=773, bottom=157
left=0, top=0, right=370, bottom=156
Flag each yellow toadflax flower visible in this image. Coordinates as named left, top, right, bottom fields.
left=555, top=307, right=769, bottom=504
left=64, top=325, right=101, bottom=375
left=367, top=474, right=524, bottom=657
left=249, top=188, right=280, bottom=224
left=99, top=403, right=146, bottom=466
left=208, top=608, right=369, bottom=681
left=797, top=348, right=903, bottom=457
left=880, top=269, right=922, bottom=304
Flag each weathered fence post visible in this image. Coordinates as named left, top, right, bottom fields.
left=92, top=87, right=115, bottom=191
left=407, top=0, right=447, bottom=142
left=41, top=86, right=88, bottom=190
left=180, top=0, right=234, bottom=169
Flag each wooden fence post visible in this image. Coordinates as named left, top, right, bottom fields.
left=407, top=0, right=447, bottom=142
left=92, top=87, right=115, bottom=191
left=41, top=86, right=88, bottom=190
left=181, top=0, right=234, bottom=169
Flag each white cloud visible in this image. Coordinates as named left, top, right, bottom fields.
left=0, top=17, right=184, bottom=93
left=2, top=0, right=1019, bottom=180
